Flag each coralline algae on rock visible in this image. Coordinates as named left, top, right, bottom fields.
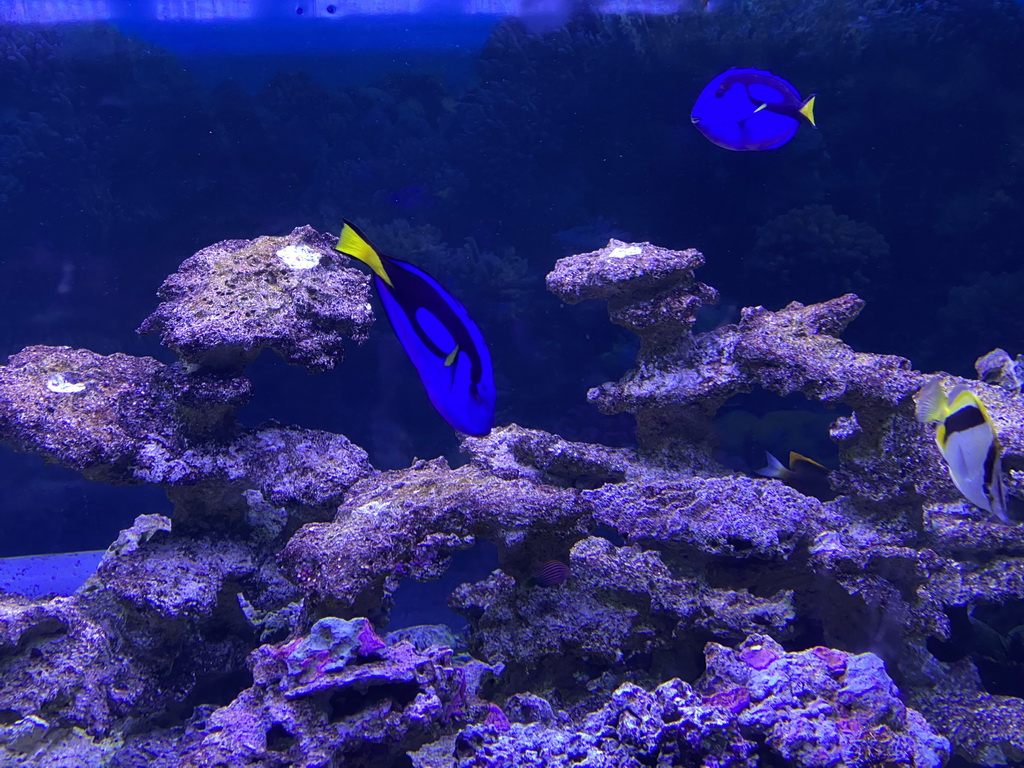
left=282, top=617, right=385, bottom=682
left=701, top=635, right=950, bottom=768
left=176, top=618, right=500, bottom=768
left=3, top=228, right=1024, bottom=767
left=138, top=225, right=373, bottom=372
left=446, top=634, right=948, bottom=768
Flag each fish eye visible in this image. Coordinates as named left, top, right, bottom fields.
left=295, top=5, right=304, bottom=13
left=326, top=4, right=337, bottom=11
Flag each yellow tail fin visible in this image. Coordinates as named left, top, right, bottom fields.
left=336, top=221, right=393, bottom=287
left=799, top=94, right=816, bottom=128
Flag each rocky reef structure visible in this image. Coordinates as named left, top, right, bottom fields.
left=1, top=226, right=1023, bottom=766
left=432, top=634, right=950, bottom=768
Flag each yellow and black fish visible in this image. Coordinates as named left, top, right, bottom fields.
left=915, top=376, right=1008, bottom=523
left=756, top=451, right=836, bottom=502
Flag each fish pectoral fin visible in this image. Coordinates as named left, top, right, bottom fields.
left=915, top=377, right=948, bottom=424
left=444, top=345, right=460, bottom=367
left=789, top=451, right=828, bottom=471
left=753, top=102, right=768, bottom=113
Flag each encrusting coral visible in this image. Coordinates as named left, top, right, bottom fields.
left=1, top=227, right=1022, bottom=766
left=436, top=634, right=950, bottom=768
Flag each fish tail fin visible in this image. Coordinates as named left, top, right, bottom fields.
left=799, top=94, right=816, bottom=128
left=915, top=376, right=948, bottom=424
left=756, top=451, right=789, bottom=479
left=337, top=220, right=394, bottom=287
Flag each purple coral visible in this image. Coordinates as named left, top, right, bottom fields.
left=701, top=635, right=950, bottom=768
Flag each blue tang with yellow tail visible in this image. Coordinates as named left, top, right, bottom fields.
left=336, top=221, right=496, bottom=436
left=691, top=68, right=817, bottom=151
left=915, top=376, right=1009, bottom=523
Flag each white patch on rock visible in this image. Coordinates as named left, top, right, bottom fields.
left=607, top=244, right=641, bottom=259
left=808, top=531, right=844, bottom=555
left=276, top=244, right=320, bottom=270
left=46, top=373, right=87, bottom=394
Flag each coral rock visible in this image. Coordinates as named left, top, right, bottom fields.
left=0, top=345, right=248, bottom=482
left=179, top=621, right=498, bottom=768
left=139, top=225, right=373, bottom=373
left=700, top=634, right=950, bottom=768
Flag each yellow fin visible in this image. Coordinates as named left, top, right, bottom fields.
left=336, top=221, right=393, bottom=287
left=799, top=94, right=816, bottom=127
left=788, top=452, right=827, bottom=471
left=914, top=377, right=949, bottom=424
left=444, top=345, right=459, bottom=367
left=947, top=385, right=987, bottom=418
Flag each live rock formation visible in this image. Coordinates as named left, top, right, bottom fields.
left=1, top=228, right=1022, bottom=766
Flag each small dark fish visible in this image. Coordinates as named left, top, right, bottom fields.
left=691, top=68, right=816, bottom=151
left=535, top=560, right=570, bottom=587
left=757, top=451, right=836, bottom=502
left=336, top=221, right=496, bottom=436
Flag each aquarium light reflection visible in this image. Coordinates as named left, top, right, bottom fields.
left=1, top=0, right=111, bottom=22
left=155, top=0, right=257, bottom=19
left=1, top=0, right=698, bottom=22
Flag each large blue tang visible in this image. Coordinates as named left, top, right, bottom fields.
left=336, top=221, right=496, bottom=436
left=691, top=68, right=816, bottom=151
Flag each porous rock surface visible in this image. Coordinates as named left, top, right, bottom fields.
left=139, top=225, right=373, bottom=372
left=0, top=229, right=1022, bottom=767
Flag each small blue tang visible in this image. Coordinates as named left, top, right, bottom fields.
left=336, top=221, right=496, bottom=436
left=691, top=67, right=816, bottom=151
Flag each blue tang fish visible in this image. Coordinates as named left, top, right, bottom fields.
left=691, top=68, right=816, bottom=151
left=336, top=221, right=496, bottom=436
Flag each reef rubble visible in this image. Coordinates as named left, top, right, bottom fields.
left=1, top=227, right=1022, bottom=766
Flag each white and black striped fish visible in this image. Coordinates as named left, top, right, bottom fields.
left=915, top=376, right=1008, bottom=523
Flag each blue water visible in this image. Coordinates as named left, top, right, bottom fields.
left=2, top=4, right=1024, bottom=766
left=121, top=18, right=498, bottom=89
